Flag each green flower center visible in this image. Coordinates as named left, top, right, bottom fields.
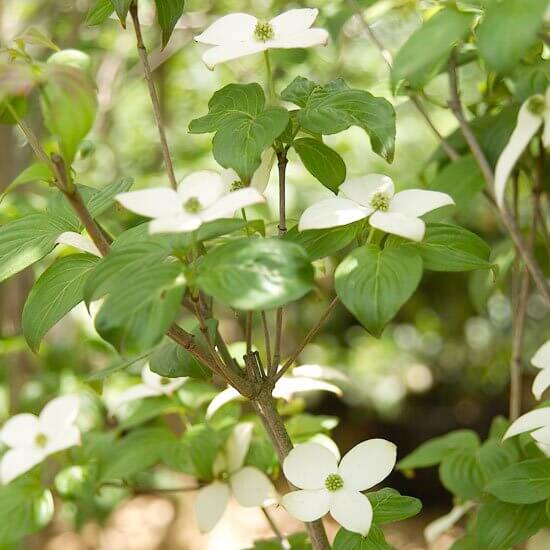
left=184, top=197, right=202, bottom=213
left=254, top=21, right=274, bottom=42
left=230, top=180, right=245, bottom=191
left=369, top=192, right=390, bottom=212
left=324, top=473, right=344, bottom=492
left=35, top=433, right=48, bottom=448
left=527, top=94, right=546, bottom=116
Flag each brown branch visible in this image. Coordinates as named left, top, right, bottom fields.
left=275, top=297, right=339, bottom=382
left=447, top=56, right=550, bottom=305
left=129, top=2, right=177, bottom=190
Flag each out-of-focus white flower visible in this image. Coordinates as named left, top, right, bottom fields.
left=531, top=340, right=550, bottom=400
left=0, top=395, right=80, bottom=484
left=282, top=439, right=397, bottom=535
left=206, top=369, right=344, bottom=419
left=424, top=501, right=475, bottom=545
left=113, top=364, right=187, bottom=409
left=495, top=88, right=550, bottom=209
left=195, top=423, right=277, bottom=532
left=116, top=171, right=265, bottom=234
left=56, top=232, right=101, bottom=257
left=299, top=174, right=454, bottom=242
left=195, top=9, right=329, bottom=69
left=504, top=406, right=550, bottom=453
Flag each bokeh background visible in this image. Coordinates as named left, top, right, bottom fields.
left=1, top=0, right=549, bottom=548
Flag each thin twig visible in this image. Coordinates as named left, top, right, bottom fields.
left=447, top=56, right=550, bottom=305
left=129, top=2, right=177, bottom=190
left=262, top=311, right=274, bottom=376
left=275, top=297, right=339, bottom=382
left=246, top=311, right=253, bottom=354
left=261, top=507, right=287, bottom=546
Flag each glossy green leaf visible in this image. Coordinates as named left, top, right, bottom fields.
left=85, top=0, right=114, bottom=26
left=22, top=254, right=99, bottom=351
left=335, top=244, right=422, bottom=336
left=439, top=449, right=485, bottom=500
left=332, top=525, right=392, bottom=550
left=0, top=162, right=53, bottom=203
left=110, top=0, right=132, bottom=26
left=280, top=76, right=318, bottom=107
left=0, top=95, right=27, bottom=125
left=292, top=79, right=396, bottom=163
left=154, top=0, right=185, bottom=49
left=367, top=488, right=422, bottom=524
left=189, top=83, right=289, bottom=182
left=197, top=238, right=314, bottom=310
left=293, top=138, right=346, bottom=192
left=392, top=9, right=475, bottom=92
left=477, top=0, right=548, bottom=73
left=398, top=430, right=480, bottom=470
left=0, top=214, right=69, bottom=283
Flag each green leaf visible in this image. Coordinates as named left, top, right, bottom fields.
left=177, top=380, right=218, bottom=410
left=367, top=488, right=422, bottom=524
left=332, top=525, right=392, bottom=550
left=197, top=238, right=314, bottom=310
left=100, top=427, right=175, bottom=481
left=154, top=0, right=185, bottom=49
left=334, top=244, right=423, bottom=337
left=477, top=0, right=548, bottom=73
left=439, top=449, right=485, bottom=500
left=40, top=65, right=97, bottom=164
left=86, top=350, right=152, bottom=381
left=0, top=162, right=53, bottom=203
left=280, top=76, right=318, bottom=107
left=398, top=430, right=480, bottom=470
left=285, top=414, right=339, bottom=440
left=85, top=0, right=114, bottom=26
left=414, top=223, right=494, bottom=273
left=110, top=0, right=132, bottom=27
left=293, top=138, right=346, bottom=192
left=284, top=222, right=359, bottom=261
left=189, top=83, right=289, bottom=182
left=0, top=476, right=54, bottom=544
left=486, top=458, right=550, bottom=504
left=94, top=262, right=185, bottom=354
left=475, top=500, right=547, bottom=549
left=88, top=178, right=134, bottom=217
left=294, top=79, right=396, bottom=163
left=0, top=95, right=27, bottom=125
left=0, top=213, right=69, bottom=283
left=22, top=254, right=99, bottom=351
left=391, top=9, right=475, bottom=91
left=117, top=396, right=180, bottom=431
left=428, top=155, right=484, bottom=210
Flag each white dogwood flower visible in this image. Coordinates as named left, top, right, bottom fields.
left=0, top=395, right=80, bottom=484
left=495, top=88, right=550, bottom=209
left=195, top=9, right=329, bottom=70
left=113, top=364, right=187, bottom=409
left=195, top=422, right=277, bottom=532
left=530, top=340, right=550, bottom=400
left=56, top=232, right=101, bottom=257
left=116, top=170, right=265, bottom=234
left=205, top=369, right=344, bottom=419
left=282, top=438, right=397, bottom=535
left=503, top=404, right=550, bottom=456
left=298, top=174, right=454, bottom=241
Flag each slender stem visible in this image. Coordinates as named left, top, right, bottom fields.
left=263, top=50, right=277, bottom=104
left=129, top=2, right=177, bottom=190
left=262, top=311, right=274, bottom=376
left=275, top=297, right=339, bottom=382
left=366, top=228, right=377, bottom=244
left=261, top=507, right=286, bottom=545
left=254, top=391, right=330, bottom=550
left=246, top=311, right=253, bottom=354
left=447, top=56, right=550, bottom=305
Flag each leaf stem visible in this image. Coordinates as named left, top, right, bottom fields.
left=129, top=2, right=177, bottom=190
left=261, top=507, right=287, bottom=545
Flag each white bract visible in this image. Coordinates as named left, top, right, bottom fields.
left=282, top=438, right=397, bottom=535
left=116, top=170, right=265, bottom=234
left=531, top=340, right=550, bottom=400
left=0, top=395, right=80, bottom=484
left=113, top=364, right=187, bottom=409
left=195, top=422, right=277, bottom=532
left=503, top=406, right=550, bottom=456
left=56, top=232, right=101, bottom=257
left=205, top=368, right=344, bottom=419
left=195, top=8, right=329, bottom=69
left=298, top=174, right=454, bottom=242
left=495, top=88, right=550, bottom=209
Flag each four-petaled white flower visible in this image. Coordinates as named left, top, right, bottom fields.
left=205, top=367, right=345, bottom=419
left=298, top=174, right=454, bottom=242
left=0, top=395, right=81, bottom=484
left=116, top=170, right=265, bottom=234
left=113, top=364, right=187, bottom=409
left=282, top=438, right=397, bottom=535
left=495, top=88, right=549, bottom=209
left=530, top=340, right=550, bottom=400
left=195, top=422, right=277, bottom=532
left=195, top=8, right=329, bottom=70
